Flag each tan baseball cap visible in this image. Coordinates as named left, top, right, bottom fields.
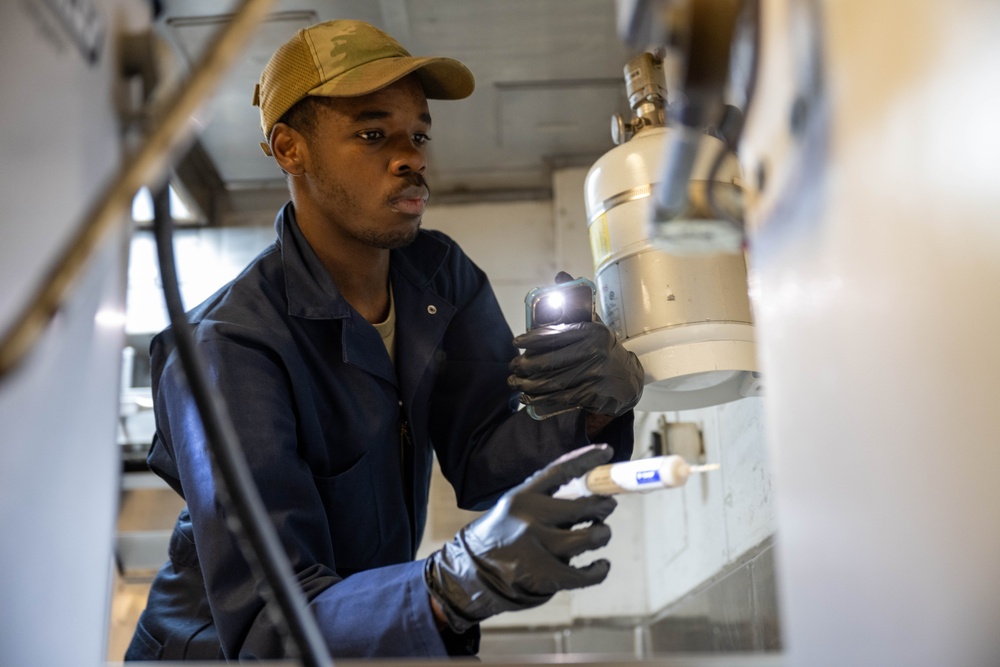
left=253, top=19, right=475, bottom=155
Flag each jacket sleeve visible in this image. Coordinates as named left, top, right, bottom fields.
left=425, top=242, right=635, bottom=510
left=153, top=335, right=462, bottom=659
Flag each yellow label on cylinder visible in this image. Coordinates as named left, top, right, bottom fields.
left=589, top=213, right=612, bottom=270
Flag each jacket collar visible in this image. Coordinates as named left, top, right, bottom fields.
left=276, top=202, right=452, bottom=320
left=277, top=202, right=350, bottom=320
left=274, top=202, right=459, bottom=403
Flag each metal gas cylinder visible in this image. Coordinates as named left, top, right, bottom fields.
left=584, top=53, right=759, bottom=410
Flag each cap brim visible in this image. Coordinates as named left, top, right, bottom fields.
left=307, top=56, right=475, bottom=100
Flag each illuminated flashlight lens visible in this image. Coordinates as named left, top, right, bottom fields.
left=544, top=292, right=565, bottom=309
left=534, top=291, right=566, bottom=326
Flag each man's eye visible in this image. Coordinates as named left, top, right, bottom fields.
left=358, top=130, right=384, bottom=141
left=414, top=133, right=432, bottom=146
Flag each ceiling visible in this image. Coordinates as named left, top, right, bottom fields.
left=155, top=0, right=635, bottom=206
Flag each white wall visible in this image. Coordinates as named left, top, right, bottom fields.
left=126, top=227, right=274, bottom=334
left=636, top=400, right=774, bottom=616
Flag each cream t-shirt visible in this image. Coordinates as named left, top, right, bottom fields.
left=371, top=286, right=396, bottom=363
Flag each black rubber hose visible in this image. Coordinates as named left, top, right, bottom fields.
left=152, top=185, right=330, bottom=667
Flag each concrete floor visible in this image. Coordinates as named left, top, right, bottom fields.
left=106, top=571, right=153, bottom=661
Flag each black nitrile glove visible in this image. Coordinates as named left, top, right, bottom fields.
left=424, top=445, right=618, bottom=633
left=509, top=274, right=644, bottom=417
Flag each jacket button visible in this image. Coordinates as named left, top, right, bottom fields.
left=427, top=305, right=437, bottom=315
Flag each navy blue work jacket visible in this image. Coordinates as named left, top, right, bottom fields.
left=126, top=203, right=634, bottom=661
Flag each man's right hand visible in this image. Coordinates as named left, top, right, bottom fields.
left=423, top=445, right=617, bottom=633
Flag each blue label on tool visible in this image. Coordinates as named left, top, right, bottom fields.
left=635, top=470, right=661, bottom=485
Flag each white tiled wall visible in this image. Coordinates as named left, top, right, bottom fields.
left=635, top=400, right=773, bottom=616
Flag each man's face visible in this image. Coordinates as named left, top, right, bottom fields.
left=301, top=75, right=432, bottom=250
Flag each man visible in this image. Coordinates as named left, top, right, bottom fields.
left=126, top=19, right=643, bottom=661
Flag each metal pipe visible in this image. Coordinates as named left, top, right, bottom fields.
left=0, top=0, right=277, bottom=378
left=651, top=123, right=703, bottom=221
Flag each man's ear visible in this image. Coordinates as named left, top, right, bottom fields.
left=270, top=123, right=307, bottom=176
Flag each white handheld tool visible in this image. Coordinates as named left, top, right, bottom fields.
left=553, top=455, right=720, bottom=499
